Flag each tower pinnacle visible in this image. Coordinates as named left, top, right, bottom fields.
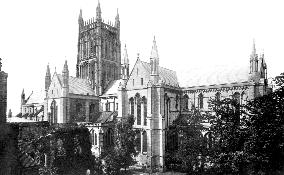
left=96, top=0, right=102, bottom=21
left=251, top=39, right=256, bottom=57
left=150, top=36, right=159, bottom=78
left=150, top=36, right=159, bottom=59
left=123, top=44, right=129, bottom=65
left=115, top=8, right=120, bottom=28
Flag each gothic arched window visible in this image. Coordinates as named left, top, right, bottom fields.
left=142, top=97, right=147, bottom=126
left=95, top=133, right=97, bottom=145
left=50, top=100, right=57, bottom=123
left=105, top=128, right=114, bottom=147
left=142, top=131, right=147, bottom=153
left=183, top=94, right=189, bottom=110
left=129, top=98, right=134, bottom=115
left=198, top=93, right=204, bottom=109
left=136, top=93, right=141, bottom=125
left=91, top=130, right=94, bottom=145
left=215, top=92, right=221, bottom=102
left=136, top=132, right=141, bottom=153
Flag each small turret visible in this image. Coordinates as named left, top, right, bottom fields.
left=21, top=89, right=26, bottom=105
left=122, top=44, right=129, bottom=80
left=96, top=0, right=102, bottom=21
left=115, top=8, right=120, bottom=28
left=62, top=60, right=69, bottom=88
left=78, top=9, right=84, bottom=29
left=45, top=64, right=51, bottom=92
left=150, top=36, right=159, bottom=75
left=150, top=36, right=159, bottom=84
left=250, top=39, right=258, bottom=73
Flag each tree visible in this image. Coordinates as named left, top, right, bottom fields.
left=166, top=108, right=208, bottom=174
left=102, top=115, right=138, bottom=174
left=243, top=86, right=284, bottom=174
left=206, top=98, right=247, bottom=174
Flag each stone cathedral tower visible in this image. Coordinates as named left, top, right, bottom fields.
left=76, top=1, right=121, bottom=96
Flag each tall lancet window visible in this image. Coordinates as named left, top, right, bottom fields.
left=198, top=93, right=204, bottom=109
left=142, top=97, right=147, bottom=126
left=136, top=93, right=141, bottom=125
left=142, top=131, right=147, bottom=153
left=183, top=94, right=189, bottom=110
left=129, top=98, right=134, bottom=116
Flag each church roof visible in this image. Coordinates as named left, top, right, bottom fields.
left=57, top=74, right=96, bottom=96
left=178, top=65, right=249, bottom=88
left=101, top=79, right=123, bottom=97
left=95, top=111, right=117, bottom=123
left=140, top=61, right=179, bottom=87
left=25, top=90, right=45, bottom=105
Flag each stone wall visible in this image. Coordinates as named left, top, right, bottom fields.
left=0, top=71, right=8, bottom=123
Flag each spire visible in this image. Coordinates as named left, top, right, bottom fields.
left=46, top=64, right=51, bottom=76
left=96, top=0, right=102, bottom=21
left=122, top=44, right=129, bottom=80
left=79, top=9, right=82, bottom=19
left=115, top=8, right=120, bottom=28
left=123, top=44, right=129, bottom=65
left=63, top=60, right=68, bottom=73
left=21, top=89, right=25, bottom=97
left=78, top=9, right=84, bottom=27
left=45, top=64, right=51, bottom=91
left=150, top=36, right=159, bottom=59
left=251, top=39, right=256, bottom=57
left=62, top=60, right=69, bottom=88
left=150, top=36, right=159, bottom=78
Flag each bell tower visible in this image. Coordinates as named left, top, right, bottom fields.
left=76, top=1, right=121, bottom=95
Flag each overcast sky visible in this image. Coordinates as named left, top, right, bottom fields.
left=1, top=0, right=284, bottom=114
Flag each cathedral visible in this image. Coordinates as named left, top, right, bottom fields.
left=43, top=1, right=271, bottom=170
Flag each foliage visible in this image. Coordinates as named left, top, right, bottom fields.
left=165, top=80, right=284, bottom=175
left=166, top=108, right=208, bottom=174
left=242, top=86, right=284, bottom=174
left=102, top=115, right=138, bottom=174
left=205, top=97, right=247, bottom=174
left=18, top=123, right=95, bottom=175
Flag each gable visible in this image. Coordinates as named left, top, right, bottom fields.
left=126, top=59, right=150, bottom=90
left=47, top=73, right=63, bottom=98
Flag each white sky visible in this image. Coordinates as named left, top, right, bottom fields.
left=1, top=0, right=284, bottom=115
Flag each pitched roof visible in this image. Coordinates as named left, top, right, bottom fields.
left=140, top=61, right=179, bottom=87
left=95, top=111, right=117, bottom=123
left=101, top=79, right=123, bottom=97
left=57, top=74, right=96, bottom=96
left=26, top=90, right=45, bottom=105
left=178, top=65, right=249, bottom=87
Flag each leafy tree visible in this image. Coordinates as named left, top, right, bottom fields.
left=243, top=86, right=284, bottom=174
left=166, top=108, right=208, bottom=174
left=102, top=115, right=138, bottom=174
left=206, top=98, right=247, bottom=174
